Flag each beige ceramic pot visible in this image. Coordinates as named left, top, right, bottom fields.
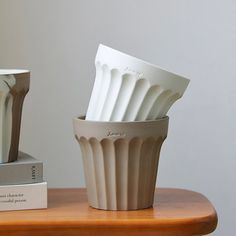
left=73, top=116, right=168, bottom=210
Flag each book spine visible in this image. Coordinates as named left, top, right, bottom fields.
left=0, top=162, right=43, bottom=185
left=0, top=182, right=47, bottom=211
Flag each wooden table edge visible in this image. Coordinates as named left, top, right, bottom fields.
left=0, top=188, right=218, bottom=236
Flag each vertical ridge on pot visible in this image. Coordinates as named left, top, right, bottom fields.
left=78, top=137, right=98, bottom=207
left=92, top=65, right=111, bottom=121
left=137, top=137, right=155, bottom=208
left=86, top=62, right=103, bottom=120
left=158, top=93, right=181, bottom=118
left=110, top=74, right=136, bottom=122
left=135, top=85, right=162, bottom=121
left=123, top=79, right=150, bottom=121
left=101, top=139, right=117, bottom=210
left=127, top=138, right=142, bottom=209
left=89, top=138, right=107, bottom=209
left=147, top=137, right=163, bottom=206
left=147, top=90, right=172, bottom=120
left=100, top=69, right=121, bottom=121
left=114, top=139, right=129, bottom=210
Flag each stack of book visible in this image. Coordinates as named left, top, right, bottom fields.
left=0, top=152, right=47, bottom=211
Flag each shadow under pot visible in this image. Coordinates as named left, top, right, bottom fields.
left=73, top=116, right=169, bottom=210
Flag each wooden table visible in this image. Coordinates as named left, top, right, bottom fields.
left=0, top=188, right=217, bottom=236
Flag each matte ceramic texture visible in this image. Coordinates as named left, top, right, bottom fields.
left=0, top=69, right=30, bottom=163
left=86, top=44, right=190, bottom=121
left=73, top=116, right=169, bottom=210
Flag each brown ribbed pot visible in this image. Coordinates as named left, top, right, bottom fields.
left=0, top=70, right=30, bottom=163
left=73, top=116, right=169, bottom=210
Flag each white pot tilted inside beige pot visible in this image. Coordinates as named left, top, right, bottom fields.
left=86, top=44, right=189, bottom=122
left=73, top=116, right=168, bottom=210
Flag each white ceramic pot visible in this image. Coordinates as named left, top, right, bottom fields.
left=86, top=44, right=189, bottom=121
left=73, top=116, right=168, bottom=210
left=0, top=69, right=30, bottom=163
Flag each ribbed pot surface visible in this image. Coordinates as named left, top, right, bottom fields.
left=73, top=116, right=168, bottom=210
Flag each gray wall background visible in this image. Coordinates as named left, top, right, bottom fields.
left=0, top=0, right=235, bottom=235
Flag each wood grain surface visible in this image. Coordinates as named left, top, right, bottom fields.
left=0, top=188, right=217, bottom=236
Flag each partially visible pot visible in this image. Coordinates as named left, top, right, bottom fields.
left=0, top=70, right=30, bottom=163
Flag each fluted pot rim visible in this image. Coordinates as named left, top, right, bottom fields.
left=96, top=44, right=190, bottom=98
left=97, top=44, right=190, bottom=89
left=73, top=115, right=169, bottom=141
left=74, top=115, right=169, bottom=124
left=0, top=69, right=30, bottom=75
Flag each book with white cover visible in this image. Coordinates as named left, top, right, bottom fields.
left=0, top=152, right=43, bottom=185
left=0, top=182, right=47, bottom=211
